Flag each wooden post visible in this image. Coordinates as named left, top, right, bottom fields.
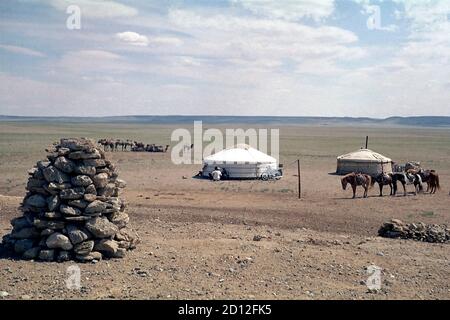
left=365, top=136, right=369, bottom=149
left=297, top=159, right=301, bottom=199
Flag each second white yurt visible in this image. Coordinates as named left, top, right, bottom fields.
left=336, top=148, right=393, bottom=175
left=202, top=144, right=278, bottom=179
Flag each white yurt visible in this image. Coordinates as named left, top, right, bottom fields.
left=336, top=148, right=393, bottom=176
left=202, top=144, right=278, bottom=179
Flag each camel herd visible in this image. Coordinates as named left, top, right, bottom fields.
left=97, top=139, right=169, bottom=153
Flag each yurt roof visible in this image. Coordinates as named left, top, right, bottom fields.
left=337, top=148, right=392, bottom=163
left=204, top=144, right=276, bottom=164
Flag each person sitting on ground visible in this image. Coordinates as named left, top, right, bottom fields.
left=211, top=166, right=222, bottom=181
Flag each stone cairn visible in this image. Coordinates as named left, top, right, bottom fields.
left=1, top=138, right=139, bottom=262
left=378, top=219, right=450, bottom=243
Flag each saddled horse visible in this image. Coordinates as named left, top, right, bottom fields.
left=371, top=173, right=393, bottom=197
left=341, top=172, right=372, bottom=199
left=391, top=172, right=423, bottom=196
left=407, top=169, right=440, bottom=194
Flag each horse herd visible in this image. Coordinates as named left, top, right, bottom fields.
left=97, top=139, right=169, bottom=153
left=341, top=169, right=440, bottom=199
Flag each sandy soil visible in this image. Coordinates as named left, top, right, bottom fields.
left=0, top=125, right=449, bottom=300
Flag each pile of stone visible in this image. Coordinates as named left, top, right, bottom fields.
left=1, top=138, right=139, bottom=262
left=378, top=219, right=450, bottom=243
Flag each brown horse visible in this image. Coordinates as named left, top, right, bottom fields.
left=428, top=171, right=440, bottom=194
left=341, top=172, right=372, bottom=199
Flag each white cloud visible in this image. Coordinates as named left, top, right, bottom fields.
left=9, top=5, right=370, bottom=116
left=335, top=1, right=450, bottom=117
left=2, top=1, right=449, bottom=117
left=231, top=0, right=335, bottom=22
left=387, top=1, right=450, bottom=67
left=58, top=50, right=133, bottom=75
left=168, top=9, right=356, bottom=43
left=69, top=49, right=121, bottom=60
left=150, top=36, right=183, bottom=46
left=116, top=31, right=149, bottom=46
left=393, top=0, right=450, bottom=31
left=167, top=9, right=362, bottom=64
left=46, top=0, right=138, bottom=18
left=115, top=31, right=183, bottom=47
left=0, top=44, right=46, bottom=57
left=0, top=73, right=81, bottom=115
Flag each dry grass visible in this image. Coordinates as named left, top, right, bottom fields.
left=0, top=122, right=449, bottom=299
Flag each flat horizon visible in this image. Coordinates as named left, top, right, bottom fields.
left=2, top=114, right=450, bottom=119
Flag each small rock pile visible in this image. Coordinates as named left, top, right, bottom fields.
left=378, top=219, right=450, bottom=243
left=1, top=138, right=139, bottom=262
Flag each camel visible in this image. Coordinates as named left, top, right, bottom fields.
left=123, top=140, right=133, bottom=151
left=98, top=139, right=168, bottom=152
left=131, top=141, right=145, bottom=151
left=183, top=144, right=194, bottom=152
left=98, top=139, right=115, bottom=152
left=114, top=139, right=131, bottom=151
left=115, top=140, right=123, bottom=151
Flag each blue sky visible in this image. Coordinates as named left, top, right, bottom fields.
left=0, top=0, right=449, bottom=117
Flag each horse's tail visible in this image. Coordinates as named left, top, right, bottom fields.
left=367, top=175, right=373, bottom=189
left=391, top=173, right=398, bottom=194
left=435, top=174, right=440, bottom=190
left=341, top=176, right=347, bottom=190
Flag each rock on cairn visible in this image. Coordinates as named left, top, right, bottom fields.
left=1, top=138, right=139, bottom=262
left=378, top=219, right=450, bottom=243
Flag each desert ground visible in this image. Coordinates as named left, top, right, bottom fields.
left=0, top=122, right=449, bottom=300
